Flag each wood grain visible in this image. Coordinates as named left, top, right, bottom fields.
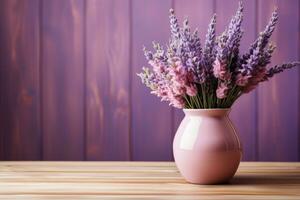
left=0, top=0, right=299, bottom=162
left=0, top=0, right=41, bottom=160
left=41, top=0, right=85, bottom=160
left=85, top=0, right=131, bottom=161
left=0, top=162, right=299, bottom=199
left=216, top=0, right=258, bottom=161
left=131, top=0, right=173, bottom=161
left=257, top=0, right=299, bottom=161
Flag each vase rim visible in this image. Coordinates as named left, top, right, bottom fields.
left=183, top=108, right=230, bottom=116
left=183, top=108, right=230, bottom=111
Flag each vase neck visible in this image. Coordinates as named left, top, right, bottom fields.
left=183, top=109, right=230, bottom=117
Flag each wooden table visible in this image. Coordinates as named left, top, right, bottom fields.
left=0, top=162, right=299, bottom=199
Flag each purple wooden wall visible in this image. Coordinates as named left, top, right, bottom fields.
left=0, top=0, right=299, bottom=161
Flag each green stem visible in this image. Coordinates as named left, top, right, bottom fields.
left=227, top=86, right=242, bottom=107
left=229, top=90, right=242, bottom=107
left=196, top=93, right=203, bottom=108
left=222, top=85, right=238, bottom=108
left=201, top=84, right=207, bottom=108
left=190, top=96, right=199, bottom=109
left=216, top=98, right=221, bottom=108
left=183, top=95, right=193, bottom=108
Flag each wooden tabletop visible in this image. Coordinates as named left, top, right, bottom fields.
left=0, top=162, right=299, bottom=199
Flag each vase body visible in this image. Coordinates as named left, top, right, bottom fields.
left=173, top=109, right=242, bottom=184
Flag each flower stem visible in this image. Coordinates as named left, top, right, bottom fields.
left=183, top=95, right=193, bottom=108
left=201, top=84, right=207, bottom=108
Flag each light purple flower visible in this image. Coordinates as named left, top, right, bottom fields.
left=186, top=85, right=197, bottom=97
left=216, top=82, right=229, bottom=99
left=241, top=68, right=266, bottom=93
left=203, top=14, right=217, bottom=71
left=137, top=4, right=299, bottom=109
left=235, top=73, right=251, bottom=86
left=213, top=58, right=231, bottom=81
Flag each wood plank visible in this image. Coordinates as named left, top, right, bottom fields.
left=85, top=0, right=130, bottom=161
left=0, top=0, right=41, bottom=160
left=257, top=0, right=299, bottom=161
left=0, top=161, right=299, bottom=172
left=0, top=182, right=299, bottom=195
left=131, top=0, right=173, bottom=161
left=173, top=0, right=215, bottom=150
left=41, top=0, right=85, bottom=160
left=0, top=195, right=299, bottom=200
left=0, top=162, right=299, bottom=198
left=216, top=0, right=258, bottom=161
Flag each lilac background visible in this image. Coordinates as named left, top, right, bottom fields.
left=0, top=0, right=299, bottom=161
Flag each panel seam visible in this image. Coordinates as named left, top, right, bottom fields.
left=170, top=0, right=175, bottom=161
left=254, top=0, right=259, bottom=161
left=298, top=0, right=300, bottom=161
left=83, top=0, right=87, bottom=161
left=38, top=0, right=44, bottom=161
left=128, top=0, right=133, bottom=161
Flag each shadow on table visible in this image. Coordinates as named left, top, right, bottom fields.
left=229, top=174, right=300, bottom=185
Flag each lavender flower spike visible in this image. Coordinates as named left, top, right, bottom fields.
left=258, top=43, right=276, bottom=67
left=203, top=14, right=216, bottom=69
left=258, top=8, right=279, bottom=51
left=214, top=2, right=243, bottom=81
left=264, top=62, right=300, bottom=80
left=169, top=9, right=180, bottom=40
left=236, top=8, right=278, bottom=87
left=226, top=1, right=243, bottom=55
left=244, top=8, right=278, bottom=60
left=138, top=3, right=300, bottom=109
left=143, top=46, right=153, bottom=61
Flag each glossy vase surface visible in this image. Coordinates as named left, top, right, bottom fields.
left=173, top=109, right=242, bottom=184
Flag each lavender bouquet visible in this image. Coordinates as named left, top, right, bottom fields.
left=137, top=2, right=300, bottom=109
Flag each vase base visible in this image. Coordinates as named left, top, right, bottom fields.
left=174, top=150, right=242, bottom=185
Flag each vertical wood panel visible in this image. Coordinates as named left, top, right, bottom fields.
left=0, top=0, right=299, bottom=161
left=173, top=0, right=215, bottom=143
left=42, top=0, right=85, bottom=160
left=85, top=0, right=130, bottom=160
left=299, top=0, right=300, bottom=162
left=131, top=0, right=173, bottom=160
left=0, top=0, right=41, bottom=160
left=257, top=0, right=299, bottom=161
left=216, top=0, right=257, bottom=161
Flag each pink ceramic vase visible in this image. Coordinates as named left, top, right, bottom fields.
left=173, top=109, right=242, bottom=184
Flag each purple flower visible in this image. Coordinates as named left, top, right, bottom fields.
left=213, top=58, right=231, bottom=81
left=169, top=9, right=180, bottom=40
left=203, top=14, right=217, bottom=71
left=263, top=62, right=300, bottom=81
left=241, top=68, right=266, bottom=93
left=138, top=4, right=299, bottom=109
left=225, top=1, right=243, bottom=57
left=186, top=84, right=197, bottom=97
left=236, top=73, right=251, bottom=86
left=216, top=82, right=229, bottom=99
